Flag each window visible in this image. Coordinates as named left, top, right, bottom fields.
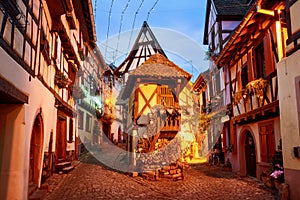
left=40, top=31, right=51, bottom=65
left=202, top=91, right=206, bottom=113
left=85, top=114, right=92, bottom=132
left=208, top=81, right=213, bottom=98
left=255, top=42, right=266, bottom=79
left=69, top=118, right=73, bottom=142
left=158, top=85, right=174, bottom=107
left=241, top=64, right=248, bottom=88
left=211, top=28, right=215, bottom=51
left=259, top=121, right=275, bottom=163
left=53, top=36, right=58, bottom=60
left=78, top=109, right=84, bottom=130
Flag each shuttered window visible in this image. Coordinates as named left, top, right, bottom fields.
left=157, top=86, right=174, bottom=107
left=254, top=42, right=266, bottom=79
left=241, top=64, right=248, bottom=89
left=254, top=35, right=275, bottom=79
left=259, top=121, right=275, bottom=163
left=263, top=34, right=275, bottom=77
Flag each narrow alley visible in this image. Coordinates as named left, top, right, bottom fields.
left=43, top=153, right=277, bottom=200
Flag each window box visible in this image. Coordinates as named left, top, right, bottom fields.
left=55, top=71, right=69, bottom=88
left=246, top=78, right=268, bottom=98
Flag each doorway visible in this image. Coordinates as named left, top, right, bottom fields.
left=245, top=131, right=256, bottom=177
left=29, top=114, right=44, bottom=186
left=56, top=115, right=66, bottom=160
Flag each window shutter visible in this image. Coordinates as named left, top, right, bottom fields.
left=237, top=71, right=242, bottom=91
left=247, top=51, right=253, bottom=81
left=261, top=135, right=268, bottom=162
left=263, top=34, right=274, bottom=77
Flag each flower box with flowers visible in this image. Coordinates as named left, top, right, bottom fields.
left=246, top=78, right=268, bottom=99
left=55, top=71, right=69, bottom=89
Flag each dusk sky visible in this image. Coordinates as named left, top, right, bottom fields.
left=93, top=0, right=209, bottom=80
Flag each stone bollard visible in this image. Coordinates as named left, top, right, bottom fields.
left=279, top=183, right=289, bottom=200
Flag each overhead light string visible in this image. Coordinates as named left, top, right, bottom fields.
left=126, top=0, right=145, bottom=55
left=105, top=0, right=115, bottom=59
left=113, top=0, right=131, bottom=63
left=146, top=0, right=160, bottom=21
left=94, top=0, right=97, bottom=30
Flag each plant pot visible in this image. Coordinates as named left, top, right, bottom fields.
left=56, top=82, right=67, bottom=89
left=262, top=176, right=275, bottom=189
left=274, top=180, right=282, bottom=190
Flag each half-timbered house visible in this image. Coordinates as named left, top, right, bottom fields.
left=118, top=53, right=191, bottom=169
left=203, top=0, right=251, bottom=164
left=77, top=46, right=105, bottom=153
left=214, top=0, right=286, bottom=179
left=0, top=0, right=96, bottom=198
left=115, top=21, right=169, bottom=148
left=192, top=70, right=210, bottom=158
left=115, top=22, right=207, bottom=170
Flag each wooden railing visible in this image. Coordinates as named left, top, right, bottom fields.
left=161, top=115, right=180, bottom=132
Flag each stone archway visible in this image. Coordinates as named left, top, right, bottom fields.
left=29, top=114, right=44, bottom=187
left=239, top=127, right=257, bottom=177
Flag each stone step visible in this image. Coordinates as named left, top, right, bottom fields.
left=28, top=189, right=47, bottom=200
left=62, top=165, right=74, bottom=174
left=55, top=161, right=71, bottom=169
left=57, top=158, right=65, bottom=163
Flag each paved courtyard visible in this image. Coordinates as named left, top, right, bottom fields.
left=44, top=153, right=277, bottom=200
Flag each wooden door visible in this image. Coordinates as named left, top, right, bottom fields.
left=56, top=116, right=66, bottom=159
left=29, top=115, right=44, bottom=185
left=245, top=131, right=256, bottom=177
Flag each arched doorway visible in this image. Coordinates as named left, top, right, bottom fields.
left=29, top=114, right=44, bottom=187
left=245, top=131, right=256, bottom=177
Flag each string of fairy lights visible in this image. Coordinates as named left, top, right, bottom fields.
left=146, top=0, right=159, bottom=21
left=104, top=0, right=115, bottom=58
left=126, top=0, right=145, bottom=56
left=94, top=0, right=207, bottom=77
left=114, top=0, right=132, bottom=62
left=94, top=0, right=161, bottom=63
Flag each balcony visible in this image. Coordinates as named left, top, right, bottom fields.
left=161, top=115, right=180, bottom=132
left=231, top=75, right=279, bottom=125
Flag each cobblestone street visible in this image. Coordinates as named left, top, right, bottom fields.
left=44, top=153, right=278, bottom=200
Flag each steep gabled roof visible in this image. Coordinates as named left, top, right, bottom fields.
left=130, top=53, right=191, bottom=80
left=114, top=21, right=167, bottom=76
left=119, top=53, right=191, bottom=100
left=192, top=69, right=210, bottom=91
left=213, top=0, right=253, bottom=16
left=73, top=0, right=96, bottom=45
left=203, top=0, right=254, bottom=45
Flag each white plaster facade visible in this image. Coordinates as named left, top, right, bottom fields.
left=277, top=50, right=300, bottom=199
left=0, top=48, right=57, bottom=199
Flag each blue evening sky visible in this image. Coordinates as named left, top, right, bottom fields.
left=93, top=0, right=208, bottom=79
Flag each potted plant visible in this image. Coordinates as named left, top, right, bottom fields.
left=261, top=150, right=284, bottom=190
left=261, top=170, right=275, bottom=189
left=270, top=164, right=284, bottom=190
left=232, top=89, right=247, bottom=105
left=246, top=78, right=268, bottom=98
left=55, top=71, right=69, bottom=88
